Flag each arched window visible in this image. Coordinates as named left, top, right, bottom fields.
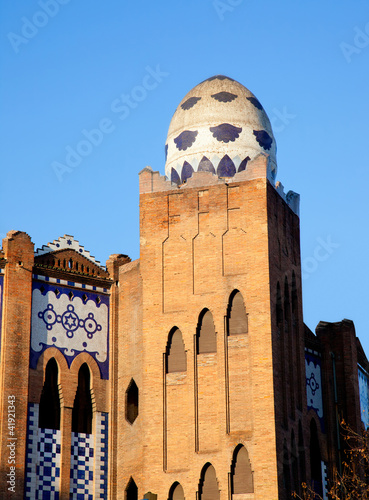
left=197, top=309, right=216, bottom=354
left=126, top=379, right=139, bottom=424
left=166, top=328, right=186, bottom=373
left=168, top=482, right=185, bottom=500
left=199, top=463, right=219, bottom=500
left=227, top=290, right=248, bottom=335
left=310, top=419, right=322, bottom=495
left=39, top=358, right=60, bottom=430
left=72, top=363, right=93, bottom=434
left=125, top=477, right=138, bottom=500
left=231, top=444, right=254, bottom=494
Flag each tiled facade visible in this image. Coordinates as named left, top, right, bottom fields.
left=25, top=404, right=61, bottom=499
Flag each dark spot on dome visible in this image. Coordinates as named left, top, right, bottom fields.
left=174, top=130, right=198, bottom=151
left=247, top=96, right=263, bottom=110
left=171, top=168, right=181, bottom=184
left=165, top=144, right=168, bottom=160
left=181, top=97, right=201, bottom=110
left=211, top=91, right=237, bottom=103
left=198, top=156, right=215, bottom=173
left=253, top=130, right=273, bottom=150
left=181, top=161, right=194, bottom=183
left=217, top=155, right=236, bottom=177
left=210, top=123, right=242, bottom=143
left=205, top=75, right=235, bottom=82
left=238, top=156, right=250, bottom=172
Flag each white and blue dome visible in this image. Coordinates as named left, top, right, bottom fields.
left=165, top=75, right=277, bottom=183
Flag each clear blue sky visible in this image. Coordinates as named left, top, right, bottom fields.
left=1, top=0, right=369, bottom=353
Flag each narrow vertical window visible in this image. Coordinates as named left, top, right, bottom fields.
left=39, top=358, right=60, bottom=430
left=166, top=328, right=186, bottom=373
left=126, top=379, right=139, bottom=424
left=126, top=478, right=138, bottom=500
left=72, top=363, right=93, bottom=434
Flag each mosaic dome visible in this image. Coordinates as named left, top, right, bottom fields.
left=165, top=75, right=277, bottom=183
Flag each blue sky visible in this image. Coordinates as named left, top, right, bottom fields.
left=1, top=0, right=369, bottom=353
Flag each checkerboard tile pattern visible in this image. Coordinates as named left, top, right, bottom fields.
left=70, top=432, right=94, bottom=499
left=25, top=403, right=61, bottom=499
left=94, top=412, right=109, bottom=499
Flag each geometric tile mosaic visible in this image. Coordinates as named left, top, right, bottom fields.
left=25, top=404, right=108, bottom=499
left=70, top=412, right=108, bottom=499
left=70, top=432, right=94, bottom=499
left=94, top=412, right=109, bottom=499
left=25, top=403, right=61, bottom=499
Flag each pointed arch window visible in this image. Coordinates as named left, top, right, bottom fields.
left=125, top=477, right=138, bottom=500
left=39, top=358, right=60, bottom=430
left=199, top=463, right=219, bottom=500
left=166, top=328, right=186, bottom=373
left=168, top=482, right=185, bottom=500
left=197, top=309, right=216, bottom=354
left=231, top=444, right=254, bottom=494
left=227, top=290, right=248, bottom=335
left=72, top=363, right=93, bottom=434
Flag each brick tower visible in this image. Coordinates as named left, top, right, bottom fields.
left=111, top=76, right=307, bottom=500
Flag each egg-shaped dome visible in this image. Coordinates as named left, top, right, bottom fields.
left=165, top=75, right=277, bottom=183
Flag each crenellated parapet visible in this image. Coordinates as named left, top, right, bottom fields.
left=139, top=153, right=300, bottom=216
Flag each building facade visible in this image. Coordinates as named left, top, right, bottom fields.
left=0, top=76, right=368, bottom=499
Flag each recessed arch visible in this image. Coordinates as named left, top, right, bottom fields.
left=168, top=481, right=185, bottom=500
left=166, top=327, right=186, bottom=373
left=197, top=309, right=216, bottom=354
left=39, top=357, right=60, bottom=430
left=72, top=363, right=93, bottom=434
left=198, top=463, right=219, bottom=500
left=231, top=444, right=254, bottom=494
left=227, top=290, right=248, bottom=335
